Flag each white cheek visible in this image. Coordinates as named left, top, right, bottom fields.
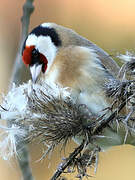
left=36, top=36, right=57, bottom=72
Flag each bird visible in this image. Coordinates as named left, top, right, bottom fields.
left=22, top=22, right=124, bottom=150
left=22, top=22, right=119, bottom=114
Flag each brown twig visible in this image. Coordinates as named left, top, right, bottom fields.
left=50, top=141, right=86, bottom=180
left=10, top=0, right=34, bottom=180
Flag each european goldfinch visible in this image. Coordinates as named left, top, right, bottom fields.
left=22, top=22, right=119, bottom=115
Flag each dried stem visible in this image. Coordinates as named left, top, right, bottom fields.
left=50, top=141, right=85, bottom=180
left=10, top=0, right=34, bottom=180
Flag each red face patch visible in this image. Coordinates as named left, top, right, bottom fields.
left=22, top=45, right=35, bottom=66
left=22, top=45, right=48, bottom=73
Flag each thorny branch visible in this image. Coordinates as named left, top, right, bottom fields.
left=51, top=141, right=85, bottom=180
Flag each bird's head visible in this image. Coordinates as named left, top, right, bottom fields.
left=22, top=23, right=62, bottom=83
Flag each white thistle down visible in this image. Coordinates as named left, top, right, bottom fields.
left=0, top=80, right=71, bottom=160
left=0, top=125, right=26, bottom=160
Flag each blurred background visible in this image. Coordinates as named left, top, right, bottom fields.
left=0, top=0, right=135, bottom=179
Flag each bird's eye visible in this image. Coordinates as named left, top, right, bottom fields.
left=31, top=48, right=39, bottom=58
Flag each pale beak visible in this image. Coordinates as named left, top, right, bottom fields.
left=30, top=64, right=42, bottom=83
